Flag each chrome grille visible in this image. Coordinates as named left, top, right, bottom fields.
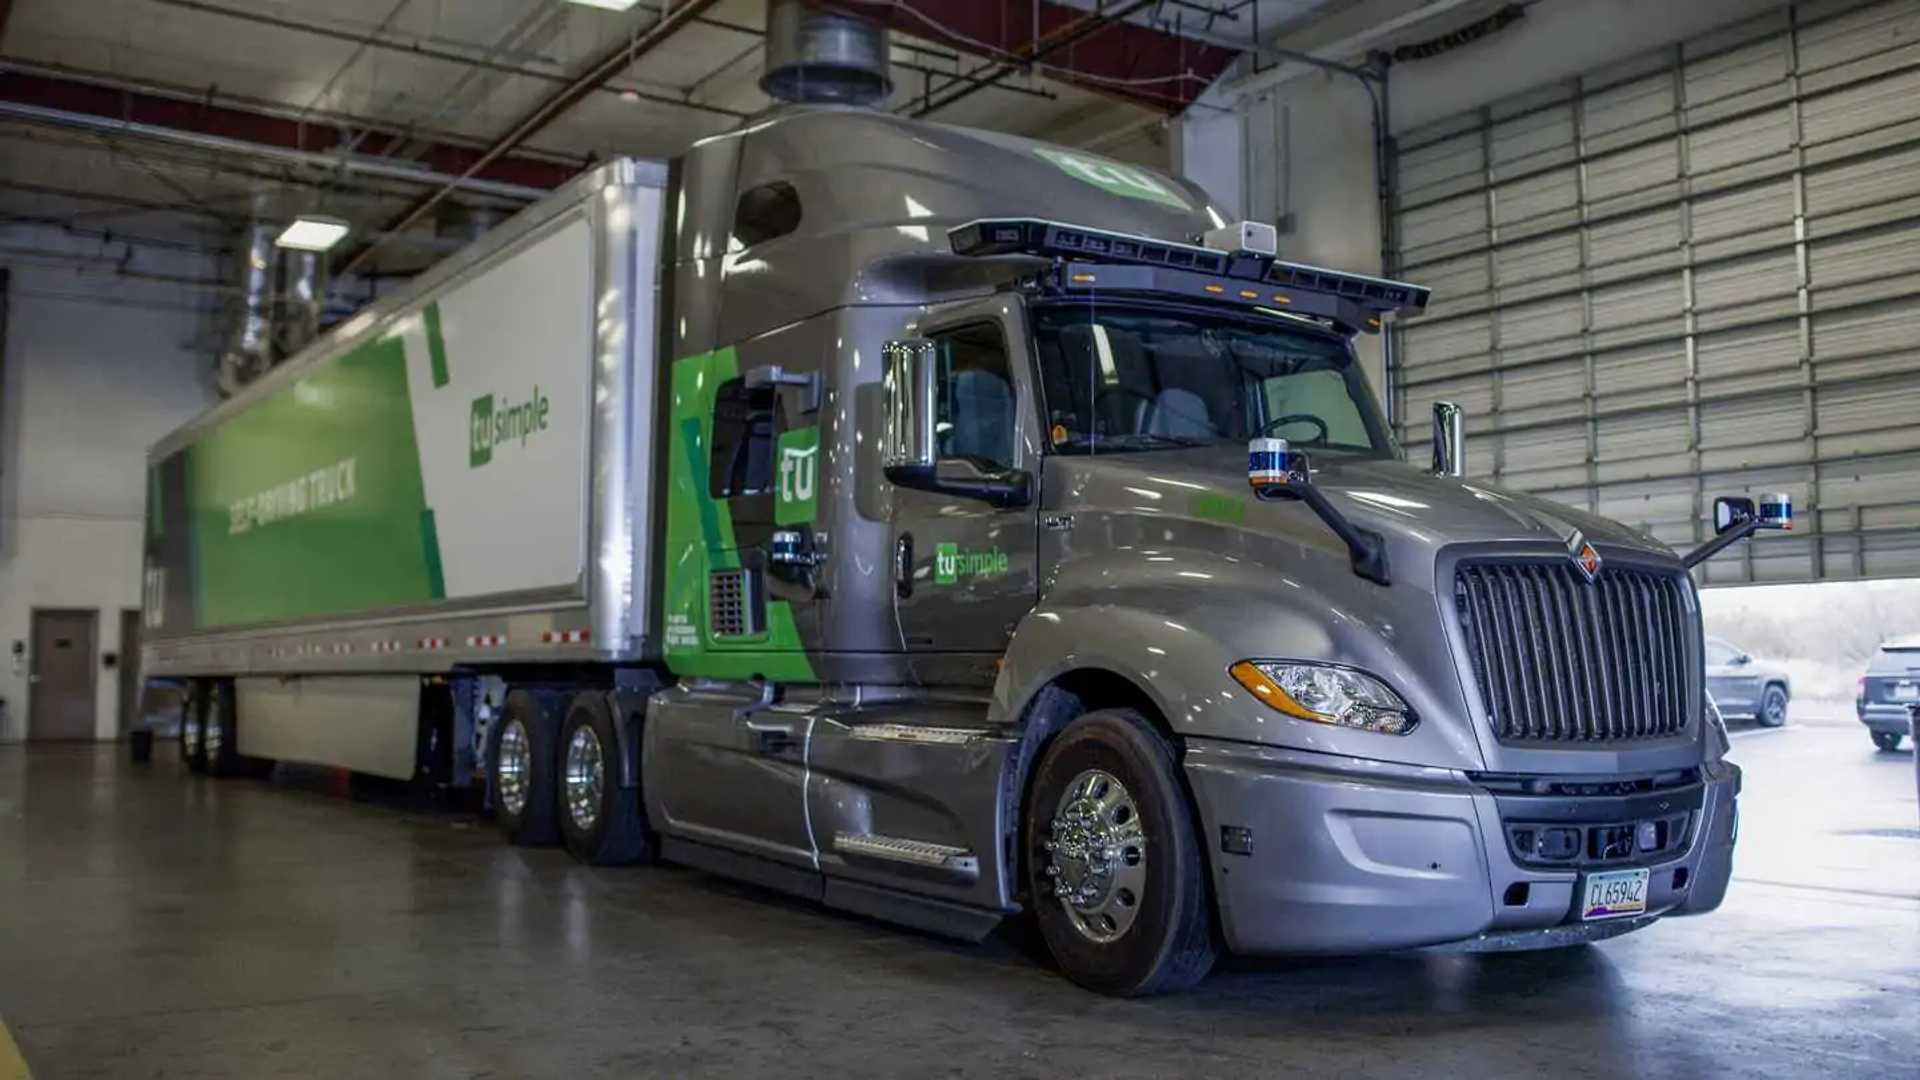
left=1454, top=560, right=1693, bottom=743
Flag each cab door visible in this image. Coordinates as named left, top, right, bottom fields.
left=888, top=300, right=1042, bottom=657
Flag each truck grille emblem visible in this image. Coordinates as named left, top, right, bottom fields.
left=1567, top=530, right=1603, bottom=583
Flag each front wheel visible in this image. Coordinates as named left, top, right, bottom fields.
left=1872, top=730, right=1904, bottom=752
left=1758, top=685, right=1788, bottom=728
left=1023, top=708, right=1216, bottom=996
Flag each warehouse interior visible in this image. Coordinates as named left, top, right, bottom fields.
left=0, top=0, right=1915, bottom=1076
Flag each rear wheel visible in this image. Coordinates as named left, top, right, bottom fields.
left=558, top=693, right=652, bottom=866
left=1872, top=730, right=1904, bottom=752
left=179, top=683, right=206, bottom=774
left=491, top=689, right=560, bottom=845
left=1758, top=685, right=1788, bottom=728
left=1023, top=708, right=1216, bottom=996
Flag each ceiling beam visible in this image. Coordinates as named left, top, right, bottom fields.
left=840, top=0, right=1241, bottom=114
left=150, top=0, right=752, bottom=121
left=0, top=68, right=580, bottom=192
left=337, top=0, right=720, bottom=278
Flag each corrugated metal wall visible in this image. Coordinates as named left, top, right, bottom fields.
left=1389, top=0, right=1920, bottom=584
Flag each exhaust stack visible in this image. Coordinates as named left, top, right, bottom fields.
left=760, top=0, right=892, bottom=106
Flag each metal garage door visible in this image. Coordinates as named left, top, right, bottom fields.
left=1389, top=0, right=1920, bottom=583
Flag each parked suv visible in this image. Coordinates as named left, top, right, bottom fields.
left=1858, top=637, right=1920, bottom=751
left=1705, top=637, right=1791, bottom=727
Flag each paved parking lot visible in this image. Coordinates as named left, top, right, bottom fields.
left=0, top=718, right=1913, bottom=1079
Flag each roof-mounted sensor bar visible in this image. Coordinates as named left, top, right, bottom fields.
left=948, top=217, right=1430, bottom=320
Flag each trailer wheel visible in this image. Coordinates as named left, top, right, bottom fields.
left=557, top=693, right=652, bottom=866
left=1023, top=707, right=1216, bottom=996
left=203, top=680, right=272, bottom=779
left=179, top=682, right=206, bottom=774
left=491, top=689, right=560, bottom=845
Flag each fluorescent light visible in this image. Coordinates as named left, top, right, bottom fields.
left=275, top=215, right=350, bottom=252
left=564, top=0, right=643, bottom=9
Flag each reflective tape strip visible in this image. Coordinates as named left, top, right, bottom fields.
left=417, top=637, right=448, bottom=651
left=466, top=634, right=508, bottom=648
left=540, top=630, right=592, bottom=645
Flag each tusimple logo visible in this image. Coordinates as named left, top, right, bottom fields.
left=934, top=542, right=1010, bottom=586
left=469, top=386, right=551, bottom=468
left=1031, top=147, right=1192, bottom=211
left=774, top=426, right=820, bottom=525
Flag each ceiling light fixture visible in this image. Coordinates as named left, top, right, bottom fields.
left=563, top=0, right=645, bottom=10
left=274, top=215, right=351, bottom=253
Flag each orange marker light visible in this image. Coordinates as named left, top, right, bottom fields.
left=1271, top=294, right=1292, bottom=305
left=1071, top=272, right=1097, bottom=284
left=1203, top=283, right=1225, bottom=294
left=1239, top=289, right=1260, bottom=300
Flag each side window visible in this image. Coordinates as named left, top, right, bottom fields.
left=930, top=323, right=1015, bottom=470
left=1704, top=639, right=1736, bottom=666
left=733, top=181, right=802, bottom=248
left=709, top=377, right=776, bottom=498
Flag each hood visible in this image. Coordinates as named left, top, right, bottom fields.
left=1065, top=446, right=1673, bottom=562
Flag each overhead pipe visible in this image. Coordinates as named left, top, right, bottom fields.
left=0, top=100, right=551, bottom=202
left=337, top=0, right=721, bottom=279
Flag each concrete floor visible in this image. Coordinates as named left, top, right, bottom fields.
left=1, top=718, right=1914, bottom=1079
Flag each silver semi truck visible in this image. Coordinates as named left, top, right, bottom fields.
left=145, top=105, right=1764, bottom=995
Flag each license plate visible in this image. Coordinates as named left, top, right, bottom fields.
left=1892, top=682, right=1918, bottom=701
left=1581, top=868, right=1650, bottom=921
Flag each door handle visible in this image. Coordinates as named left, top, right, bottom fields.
left=895, top=532, right=913, bottom=598
left=743, top=720, right=795, bottom=755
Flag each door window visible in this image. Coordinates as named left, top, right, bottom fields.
left=929, top=323, right=1016, bottom=470
left=1704, top=639, right=1738, bottom=666
left=709, top=377, right=776, bottom=498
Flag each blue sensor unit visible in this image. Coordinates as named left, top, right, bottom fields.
left=1758, top=492, right=1793, bottom=530
left=1248, top=438, right=1307, bottom=491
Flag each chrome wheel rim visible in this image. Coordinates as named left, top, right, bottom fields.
left=205, top=702, right=223, bottom=759
left=563, top=725, right=604, bottom=834
left=1765, top=693, right=1785, bottom=723
left=497, top=719, right=531, bottom=816
left=1044, top=768, right=1147, bottom=944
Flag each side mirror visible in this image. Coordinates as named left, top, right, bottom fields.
left=1714, top=496, right=1756, bottom=534
left=881, top=338, right=937, bottom=483
left=1687, top=492, right=1794, bottom=569
left=881, top=338, right=1032, bottom=508
left=1735, top=653, right=1752, bottom=666
left=1431, top=401, right=1464, bottom=478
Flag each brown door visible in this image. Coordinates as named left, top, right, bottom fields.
left=119, top=609, right=143, bottom=735
left=29, top=609, right=98, bottom=741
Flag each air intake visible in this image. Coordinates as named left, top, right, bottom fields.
left=760, top=0, right=892, bottom=106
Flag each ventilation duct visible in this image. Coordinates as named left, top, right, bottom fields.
left=276, top=248, right=327, bottom=359
left=760, top=0, right=892, bottom=106
left=217, top=205, right=279, bottom=396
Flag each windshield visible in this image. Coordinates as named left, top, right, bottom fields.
left=1030, top=303, right=1398, bottom=458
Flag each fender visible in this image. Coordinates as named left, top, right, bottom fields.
left=992, top=548, right=1488, bottom=772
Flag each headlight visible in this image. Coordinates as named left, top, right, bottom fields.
left=1229, top=660, right=1417, bottom=735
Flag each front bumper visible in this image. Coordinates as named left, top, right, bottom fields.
left=1183, top=738, right=1740, bottom=956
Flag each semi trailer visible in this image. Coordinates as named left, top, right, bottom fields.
left=144, top=104, right=1769, bottom=996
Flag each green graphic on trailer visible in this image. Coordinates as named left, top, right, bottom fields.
left=185, top=333, right=442, bottom=627
left=774, top=426, right=819, bottom=526
left=1031, top=147, right=1192, bottom=211
left=663, top=347, right=816, bottom=680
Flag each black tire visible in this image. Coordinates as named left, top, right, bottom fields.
left=204, top=680, right=273, bottom=778
left=557, top=693, right=653, bottom=866
left=1758, top=685, right=1789, bottom=728
left=204, top=680, right=241, bottom=777
left=180, top=682, right=207, bottom=774
left=1872, top=730, right=1904, bottom=752
left=490, top=689, right=561, bottom=846
left=1023, top=707, right=1216, bottom=996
